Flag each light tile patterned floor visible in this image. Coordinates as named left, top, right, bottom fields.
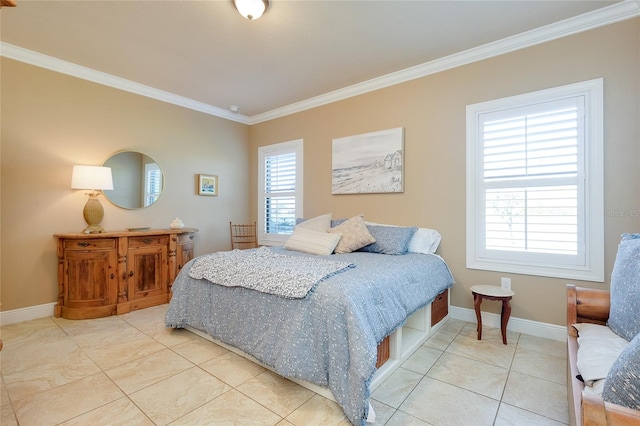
left=0, top=305, right=568, bottom=425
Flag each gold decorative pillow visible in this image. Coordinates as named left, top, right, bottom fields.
left=328, top=215, right=376, bottom=254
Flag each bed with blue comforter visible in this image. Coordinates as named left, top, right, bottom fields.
left=165, top=246, right=454, bottom=425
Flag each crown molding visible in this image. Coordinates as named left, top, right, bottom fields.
left=2, top=0, right=638, bottom=125
left=248, top=0, right=640, bottom=124
left=0, top=43, right=250, bottom=124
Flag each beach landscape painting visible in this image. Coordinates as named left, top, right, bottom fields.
left=332, top=127, right=404, bottom=194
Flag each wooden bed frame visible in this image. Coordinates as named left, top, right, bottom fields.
left=566, top=284, right=640, bottom=425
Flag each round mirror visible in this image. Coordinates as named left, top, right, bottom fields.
left=102, top=151, right=163, bottom=209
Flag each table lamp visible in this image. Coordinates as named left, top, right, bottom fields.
left=71, top=165, right=114, bottom=234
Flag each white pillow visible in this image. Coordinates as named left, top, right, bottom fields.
left=572, top=323, right=629, bottom=386
left=296, top=213, right=332, bottom=232
left=365, top=221, right=442, bottom=254
left=408, top=228, right=442, bottom=254
left=284, top=227, right=341, bottom=255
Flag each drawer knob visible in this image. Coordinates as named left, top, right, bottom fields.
left=77, top=242, right=90, bottom=247
left=142, top=238, right=153, bottom=244
left=128, top=271, right=134, bottom=277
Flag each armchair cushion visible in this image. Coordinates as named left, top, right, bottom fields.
left=608, top=233, right=640, bottom=341
left=602, top=332, right=640, bottom=410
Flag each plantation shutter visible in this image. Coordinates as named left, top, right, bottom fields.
left=264, top=151, right=296, bottom=234
left=478, top=96, right=585, bottom=266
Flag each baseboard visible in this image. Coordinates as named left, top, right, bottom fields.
left=450, top=306, right=566, bottom=342
left=0, top=303, right=56, bottom=325
left=0, top=303, right=566, bottom=342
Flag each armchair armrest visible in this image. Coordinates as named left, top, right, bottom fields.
left=566, top=284, right=609, bottom=337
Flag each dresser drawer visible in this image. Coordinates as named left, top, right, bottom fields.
left=431, top=288, right=448, bottom=326
left=128, top=235, right=169, bottom=248
left=64, top=239, right=116, bottom=251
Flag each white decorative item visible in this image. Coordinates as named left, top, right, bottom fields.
left=170, top=218, right=184, bottom=229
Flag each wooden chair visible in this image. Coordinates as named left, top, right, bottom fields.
left=229, top=222, right=257, bottom=249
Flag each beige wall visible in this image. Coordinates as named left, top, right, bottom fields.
left=2, top=19, right=638, bottom=325
left=249, top=18, right=640, bottom=326
left=1, top=58, right=250, bottom=311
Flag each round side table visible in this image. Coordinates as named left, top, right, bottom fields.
left=470, top=285, right=515, bottom=345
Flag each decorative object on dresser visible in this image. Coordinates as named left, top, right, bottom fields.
left=229, top=221, right=257, bottom=249
left=170, top=218, right=185, bottom=229
left=54, top=228, right=197, bottom=320
left=70, top=165, right=114, bottom=234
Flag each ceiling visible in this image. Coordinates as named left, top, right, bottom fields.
left=1, top=1, right=637, bottom=123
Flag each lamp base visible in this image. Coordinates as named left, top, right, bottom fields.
left=82, top=193, right=106, bottom=234
left=83, top=225, right=107, bottom=234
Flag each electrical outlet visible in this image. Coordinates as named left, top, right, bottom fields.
left=501, top=277, right=511, bottom=291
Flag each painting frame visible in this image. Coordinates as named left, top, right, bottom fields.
left=197, top=174, right=218, bottom=196
left=332, top=127, right=404, bottom=195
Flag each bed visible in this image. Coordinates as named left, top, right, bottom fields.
left=165, top=217, right=454, bottom=425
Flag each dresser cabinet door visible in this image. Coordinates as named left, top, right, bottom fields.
left=127, top=236, right=169, bottom=308
left=176, top=233, right=196, bottom=273
left=60, top=239, right=118, bottom=319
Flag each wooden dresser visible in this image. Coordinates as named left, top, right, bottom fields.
left=54, top=228, right=197, bottom=319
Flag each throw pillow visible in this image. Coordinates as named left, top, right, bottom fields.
left=295, top=213, right=332, bottom=232
left=607, top=233, right=640, bottom=341
left=572, top=323, right=629, bottom=386
left=359, top=225, right=418, bottom=255
left=327, top=215, right=376, bottom=254
left=364, top=221, right=442, bottom=254
left=602, top=332, right=640, bottom=410
left=284, top=227, right=341, bottom=255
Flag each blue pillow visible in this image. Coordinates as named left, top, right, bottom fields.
left=359, top=225, right=417, bottom=255
left=607, top=234, right=640, bottom=341
left=602, top=332, right=640, bottom=410
left=296, top=217, right=346, bottom=227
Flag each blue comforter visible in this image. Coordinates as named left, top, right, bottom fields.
left=165, top=247, right=454, bottom=425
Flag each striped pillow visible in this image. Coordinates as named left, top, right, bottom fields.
left=284, top=227, right=342, bottom=255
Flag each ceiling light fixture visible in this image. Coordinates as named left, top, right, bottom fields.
left=232, top=0, right=269, bottom=20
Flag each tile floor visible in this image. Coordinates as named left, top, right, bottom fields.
left=0, top=305, right=568, bottom=425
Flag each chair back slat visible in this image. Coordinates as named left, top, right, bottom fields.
left=230, top=222, right=257, bottom=249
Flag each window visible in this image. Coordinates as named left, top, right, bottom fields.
left=466, top=79, right=603, bottom=281
left=144, top=162, right=162, bottom=207
left=258, top=139, right=303, bottom=245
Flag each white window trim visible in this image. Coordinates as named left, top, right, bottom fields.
left=466, top=78, right=604, bottom=282
left=258, top=139, right=303, bottom=246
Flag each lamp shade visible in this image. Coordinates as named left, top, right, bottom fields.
left=71, top=165, right=114, bottom=191
left=233, top=0, right=268, bottom=20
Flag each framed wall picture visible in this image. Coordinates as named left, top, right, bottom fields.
left=197, top=174, right=218, bottom=196
left=332, top=127, right=404, bottom=194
